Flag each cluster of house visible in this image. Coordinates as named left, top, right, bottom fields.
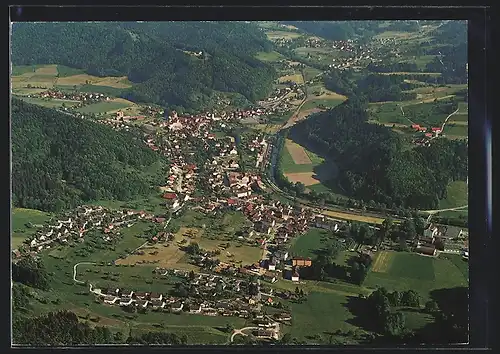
left=97, top=268, right=277, bottom=318
left=415, top=223, right=469, bottom=256
left=13, top=206, right=157, bottom=258
left=115, top=110, right=146, bottom=122
left=243, top=134, right=269, bottom=169
left=33, top=89, right=110, bottom=106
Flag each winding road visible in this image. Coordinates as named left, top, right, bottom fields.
left=230, top=327, right=260, bottom=342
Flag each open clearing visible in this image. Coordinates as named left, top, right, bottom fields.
left=13, top=96, right=81, bottom=109
left=254, top=51, right=285, bottom=62
left=300, top=98, right=346, bottom=112
left=285, top=139, right=312, bottom=164
left=364, top=252, right=467, bottom=301
left=12, top=208, right=52, bottom=249
left=286, top=292, right=367, bottom=345
left=75, top=99, right=133, bottom=114
left=278, top=73, right=304, bottom=85
left=285, top=172, right=321, bottom=186
left=438, top=180, right=468, bottom=209
left=265, top=31, right=303, bottom=40
left=56, top=74, right=132, bottom=88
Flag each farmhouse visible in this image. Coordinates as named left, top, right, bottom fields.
left=149, top=292, right=163, bottom=301
left=135, top=300, right=149, bottom=308
left=416, top=245, right=437, bottom=256
left=151, top=300, right=165, bottom=309
left=103, top=295, right=119, bottom=305
left=292, top=258, right=312, bottom=267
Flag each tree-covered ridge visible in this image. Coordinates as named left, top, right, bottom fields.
left=290, top=100, right=468, bottom=209
left=11, top=22, right=277, bottom=112
left=11, top=98, right=162, bottom=212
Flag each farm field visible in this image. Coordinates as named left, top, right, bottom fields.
left=12, top=208, right=53, bottom=249
left=13, top=95, right=81, bottom=109
left=321, top=210, right=385, bottom=225
left=255, top=51, right=285, bottom=62
left=75, top=99, right=133, bottom=114
left=265, top=31, right=303, bottom=40
left=56, top=65, right=85, bottom=77
left=443, top=124, right=468, bottom=140
left=280, top=139, right=324, bottom=174
left=367, top=102, right=410, bottom=125
left=364, top=251, right=468, bottom=301
left=289, top=228, right=330, bottom=259
left=278, top=73, right=304, bottom=85
left=303, top=66, right=323, bottom=82
left=439, top=254, right=469, bottom=281
left=285, top=172, right=320, bottom=186
left=300, top=98, right=346, bottom=112
left=438, top=180, right=468, bottom=209
left=286, top=292, right=368, bottom=344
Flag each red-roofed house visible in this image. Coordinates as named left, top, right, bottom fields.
left=162, top=193, right=177, bottom=200
left=425, top=133, right=433, bottom=138
left=431, top=127, right=442, bottom=132
left=227, top=199, right=237, bottom=206
left=155, top=217, right=166, bottom=223
left=411, top=124, right=420, bottom=130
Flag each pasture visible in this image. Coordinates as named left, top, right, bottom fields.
left=75, top=99, right=133, bottom=114
left=280, top=140, right=324, bottom=174
left=11, top=208, right=53, bottom=249
left=56, top=65, right=85, bottom=77
left=364, top=251, right=468, bottom=301
left=56, top=73, right=132, bottom=89
left=443, top=124, right=468, bottom=140
left=278, top=73, right=304, bottom=85
left=265, top=31, right=303, bottom=40
left=254, top=51, right=285, bottom=62
left=438, top=181, right=468, bottom=209
left=286, top=292, right=368, bottom=345
left=13, top=96, right=81, bottom=109
left=300, top=98, right=346, bottom=112
left=289, top=228, right=330, bottom=259
left=303, top=66, right=323, bottom=82
left=367, top=102, right=410, bottom=125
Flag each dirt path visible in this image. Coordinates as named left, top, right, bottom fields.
left=422, top=205, right=468, bottom=214
left=440, top=107, right=460, bottom=132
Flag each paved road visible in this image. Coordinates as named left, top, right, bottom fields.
left=73, top=262, right=97, bottom=283
left=440, top=107, right=460, bottom=133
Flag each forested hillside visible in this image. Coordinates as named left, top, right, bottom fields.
left=11, top=99, right=163, bottom=212
left=11, top=22, right=277, bottom=112
left=290, top=100, right=468, bottom=209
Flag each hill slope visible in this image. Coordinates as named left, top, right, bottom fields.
left=289, top=100, right=468, bottom=209
left=11, top=98, right=163, bottom=212
left=11, top=22, right=277, bottom=112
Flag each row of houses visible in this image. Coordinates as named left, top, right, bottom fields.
left=14, top=206, right=153, bottom=258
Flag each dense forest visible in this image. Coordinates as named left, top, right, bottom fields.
left=12, top=99, right=163, bottom=212
left=11, top=22, right=277, bottom=112
left=289, top=99, right=468, bottom=209
left=324, top=70, right=417, bottom=103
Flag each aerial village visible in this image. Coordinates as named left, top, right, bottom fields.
left=12, top=93, right=468, bottom=341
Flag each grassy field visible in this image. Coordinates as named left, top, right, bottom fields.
left=303, top=66, right=323, bottom=82
left=75, top=100, right=132, bottom=114
left=368, top=102, right=410, bottom=125
left=364, top=251, right=468, bottom=301
left=439, top=254, right=469, bottom=281
left=265, top=31, right=303, bottom=40
left=13, top=95, right=81, bottom=109
left=280, top=141, right=323, bottom=174
left=438, top=181, right=468, bottom=209
left=289, top=228, right=330, bottom=259
left=443, top=124, right=468, bottom=139
left=255, top=51, right=285, bottom=62
left=300, top=98, right=345, bottom=112
left=11, top=208, right=53, bottom=249
left=11, top=65, right=45, bottom=76
left=286, top=292, right=368, bottom=344
left=57, top=65, right=85, bottom=77
left=278, top=73, right=304, bottom=85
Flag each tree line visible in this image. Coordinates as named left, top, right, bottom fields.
left=12, top=99, right=163, bottom=212
left=11, top=22, right=277, bottom=113
left=289, top=99, right=468, bottom=209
